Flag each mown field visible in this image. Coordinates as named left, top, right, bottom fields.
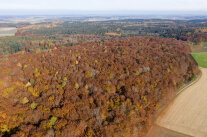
left=0, top=27, right=17, bottom=37
left=192, top=52, right=207, bottom=68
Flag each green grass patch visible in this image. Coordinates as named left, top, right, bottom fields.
left=0, top=27, right=17, bottom=37
left=0, top=34, right=15, bottom=37
left=203, top=42, right=207, bottom=48
left=192, top=52, right=207, bottom=68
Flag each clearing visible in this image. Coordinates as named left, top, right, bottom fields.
left=0, top=27, right=17, bottom=37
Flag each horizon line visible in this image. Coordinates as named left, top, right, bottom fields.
left=0, top=10, right=207, bottom=16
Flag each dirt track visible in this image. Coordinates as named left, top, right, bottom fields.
left=148, top=68, right=207, bottom=137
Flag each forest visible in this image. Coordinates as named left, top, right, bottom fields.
left=0, top=16, right=206, bottom=136
left=0, top=37, right=199, bottom=136
left=1, top=19, right=207, bottom=55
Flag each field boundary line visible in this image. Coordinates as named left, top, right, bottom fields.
left=176, top=69, right=202, bottom=96
left=150, top=68, right=203, bottom=137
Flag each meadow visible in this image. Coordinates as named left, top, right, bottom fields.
left=203, top=42, right=207, bottom=48
left=0, top=27, right=17, bottom=37
left=192, top=52, right=207, bottom=68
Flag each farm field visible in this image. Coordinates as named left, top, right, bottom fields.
left=147, top=125, right=191, bottom=137
left=192, top=52, right=207, bottom=68
left=192, top=48, right=207, bottom=53
left=202, top=42, right=207, bottom=48
left=154, top=68, right=207, bottom=137
left=0, top=27, right=17, bottom=37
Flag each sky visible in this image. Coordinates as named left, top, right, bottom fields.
left=0, top=0, right=207, bottom=11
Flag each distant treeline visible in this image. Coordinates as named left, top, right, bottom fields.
left=1, top=19, right=207, bottom=55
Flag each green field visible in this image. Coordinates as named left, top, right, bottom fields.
left=0, top=34, right=15, bottom=37
left=203, top=43, right=207, bottom=48
left=0, top=27, right=17, bottom=37
left=192, top=52, right=207, bottom=68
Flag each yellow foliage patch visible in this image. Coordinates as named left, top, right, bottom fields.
left=0, top=81, right=3, bottom=86
left=28, top=87, right=40, bottom=97
left=105, top=33, right=122, bottom=36
left=2, top=85, right=17, bottom=97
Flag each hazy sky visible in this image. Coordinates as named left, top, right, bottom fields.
left=0, top=0, right=206, bottom=11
